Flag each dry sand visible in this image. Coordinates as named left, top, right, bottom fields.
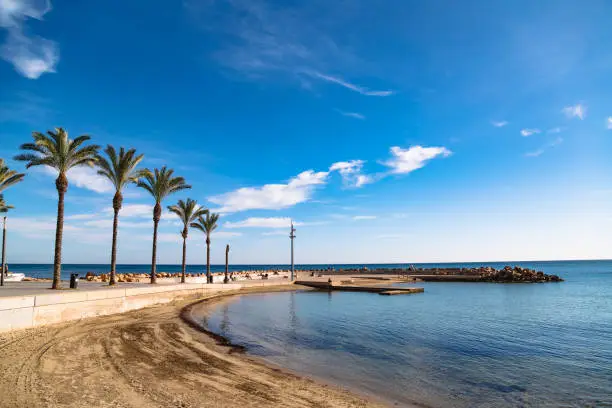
left=0, top=285, right=387, bottom=408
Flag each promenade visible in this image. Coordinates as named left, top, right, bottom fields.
left=0, top=278, right=291, bottom=333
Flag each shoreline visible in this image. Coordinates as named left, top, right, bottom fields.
left=0, top=284, right=390, bottom=408
left=181, top=289, right=415, bottom=408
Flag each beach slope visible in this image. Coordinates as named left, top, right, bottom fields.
left=0, top=286, right=384, bottom=408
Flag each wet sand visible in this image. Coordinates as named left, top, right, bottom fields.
left=0, top=285, right=387, bottom=408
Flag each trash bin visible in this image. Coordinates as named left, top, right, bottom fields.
left=70, top=273, right=79, bottom=289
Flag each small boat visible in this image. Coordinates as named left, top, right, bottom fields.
left=3, top=272, right=25, bottom=282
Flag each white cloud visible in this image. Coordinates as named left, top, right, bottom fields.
left=225, top=217, right=297, bottom=229
left=353, top=215, right=377, bottom=220
left=491, top=120, right=508, bottom=127
left=329, top=160, right=373, bottom=188
left=355, top=174, right=373, bottom=187
left=548, top=127, right=563, bottom=134
left=525, top=137, right=563, bottom=158
left=562, top=104, right=586, bottom=120
left=0, top=0, right=58, bottom=79
left=520, top=128, right=540, bottom=137
left=209, top=170, right=328, bottom=213
left=309, top=71, right=394, bottom=96
left=105, top=203, right=152, bottom=218
left=337, top=110, right=365, bottom=120
left=67, top=167, right=113, bottom=193
left=607, top=117, right=612, bottom=130
left=44, top=166, right=113, bottom=194
left=382, top=146, right=451, bottom=174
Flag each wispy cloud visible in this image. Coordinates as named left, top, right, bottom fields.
left=0, top=92, right=53, bottom=124
left=308, top=71, right=394, bottom=96
left=547, top=127, right=563, bottom=134
left=353, top=215, right=376, bottom=220
left=216, top=231, right=243, bottom=238
left=525, top=137, right=563, bottom=158
left=83, top=219, right=151, bottom=229
left=261, top=230, right=289, bottom=236
left=381, top=146, right=451, bottom=174
left=0, top=0, right=59, bottom=79
left=337, top=110, right=365, bottom=120
left=491, top=120, right=508, bottom=128
left=105, top=204, right=152, bottom=218
left=520, top=128, right=540, bottom=137
left=187, top=0, right=362, bottom=86
left=375, top=233, right=408, bottom=240
left=607, top=117, right=612, bottom=130
left=562, top=103, right=586, bottom=120
left=225, top=217, right=298, bottom=229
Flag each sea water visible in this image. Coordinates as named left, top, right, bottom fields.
left=198, top=260, right=612, bottom=407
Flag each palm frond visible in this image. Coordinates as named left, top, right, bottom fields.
left=136, top=166, right=191, bottom=203
left=190, top=212, right=220, bottom=237
left=0, top=194, right=13, bottom=213
left=168, top=198, right=207, bottom=230
left=0, top=159, right=26, bottom=193
left=95, top=145, right=145, bottom=192
left=15, top=128, right=99, bottom=175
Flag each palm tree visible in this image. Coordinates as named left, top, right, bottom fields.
left=0, top=195, right=14, bottom=287
left=14, top=128, right=99, bottom=289
left=0, top=158, right=25, bottom=192
left=96, top=146, right=145, bottom=285
left=167, top=199, right=208, bottom=283
left=136, top=167, right=191, bottom=284
left=191, top=212, right=220, bottom=284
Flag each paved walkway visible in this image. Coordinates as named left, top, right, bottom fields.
left=0, top=278, right=289, bottom=298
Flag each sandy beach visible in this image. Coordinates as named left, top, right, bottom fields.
left=0, top=285, right=387, bottom=408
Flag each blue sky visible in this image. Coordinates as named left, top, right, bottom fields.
left=1, top=0, right=611, bottom=265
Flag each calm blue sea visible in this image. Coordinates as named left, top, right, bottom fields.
left=197, top=260, right=612, bottom=407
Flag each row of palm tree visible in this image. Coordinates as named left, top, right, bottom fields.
left=1, top=128, right=221, bottom=289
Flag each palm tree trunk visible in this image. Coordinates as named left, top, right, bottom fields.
left=151, top=219, right=159, bottom=284
left=1, top=216, right=6, bottom=287
left=206, top=237, right=211, bottom=284
left=150, top=203, right=161, bottom=284
left=109, top=202, right=120, bottom=285
left=181, top=237, right=187, bottom=283
left=109, top=192, right=123, bottom=285
left=52, top=174, right=68, bottom=290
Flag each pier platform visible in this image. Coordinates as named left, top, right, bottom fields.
left=295, top=280, right=424, bottom=294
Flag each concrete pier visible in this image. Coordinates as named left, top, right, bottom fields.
left=295, top=280, right=424, bottom=294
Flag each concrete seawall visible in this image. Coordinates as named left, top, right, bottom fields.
left=0, top=280, right=290, bottom=333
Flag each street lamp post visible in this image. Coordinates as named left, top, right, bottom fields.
left=1, top=216, right=6, bottom=287
left=290, top=221, right=296, bottom=281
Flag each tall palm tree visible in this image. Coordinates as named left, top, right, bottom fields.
left=137, top=167, right=191, bottom=284
left=167, top=199, right=208, bottom=283
left=96, top=146, right=145, bottom=285
left=14, top=128, right=99, bottom=289
left=0, top=195, right=13, bottom=287
left=191, top=212, right=220, bottom=284
left=0, top=158, right=25, bottom=192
